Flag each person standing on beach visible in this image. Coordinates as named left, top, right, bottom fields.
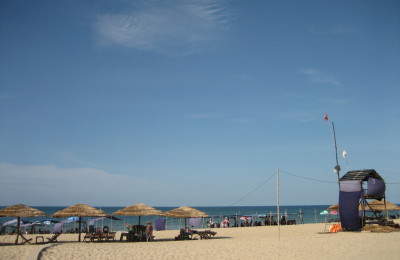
left=146, top=221, right=154, bottom=241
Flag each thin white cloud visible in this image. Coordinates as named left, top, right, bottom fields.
left=57, top=151, right=103, bottom=169
left=0, top=163, right=161, bottom=206
left=275, top=110, right=319, bottom=123
left=229, top=117, right=252, bottom=124
left=331, top=25, right=354, bottom=34
left=298, top=117, right=315, bottom=123
left=189, top=113, right=252, bottom=124
left=300, top=68, right=342, bottom=87
left=0, top=162, right=245, bottom=206
left=237, top=73, right=253, bottom=81
left=95, top=0, right=229, bottom=54
left=310, top=25, right=354, bottom=35
left=319, top=97, right=351, bottom=105
left=189, top=113, right=222, bottom=119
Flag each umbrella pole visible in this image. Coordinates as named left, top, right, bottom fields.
left=138, top=216, right=141, bottom=226
left=15, top=217, right=21, bottom=245
left=78, top=217, right=82, bottom=242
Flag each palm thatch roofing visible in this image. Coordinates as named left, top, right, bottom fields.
left=164, top=206, right=208, bottom=218
left=51, top=204, right=109, bottom=242
left=112, top=203, right=164, bottom=216
left=0, top=204, right=46, bottom=218
left=328, top=204, right=339, bottom=211
left=51, top=204, right=108, bottom=218
left=365, top=200, right=400, bottom=211
left=0, top=204, right=47, bottom=245
left=328, top=200, right=400, bottom=212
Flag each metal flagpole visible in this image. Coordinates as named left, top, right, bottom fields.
left=325, top=114, right=341, bottom=186
left=332, top=121, right=341, bottom=187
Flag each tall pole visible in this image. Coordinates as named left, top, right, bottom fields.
left=332, top=122, right=341, bottom=187
left=277, top=169, right=280, bottom=241
left=15, top=217, right=21, bottom=244
left=78, top=217, right=82, bottom=242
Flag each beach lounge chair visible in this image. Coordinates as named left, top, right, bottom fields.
left=106, top=232, right=116, bottom=241
left=175, top=228, right=195, bottom=241
left=195, top=230, right=217, bottom=239
left=46, top=233, right=61, bottom=243
left=91, top=233, right=103, bottom=241
left=120, top=232, right=129, bottom=242
left=18, top=232, right=32, bottom=245
left=83, top=233, right=93, bottom=242
left=146, top=234, right=155, bottom=242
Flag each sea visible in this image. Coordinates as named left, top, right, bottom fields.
left=1, top=205, right=398, bottom=234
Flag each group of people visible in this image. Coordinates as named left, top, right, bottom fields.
left=264, top=215, right=277, bottom=226
left=124, top=221, right=154, bottom=241
left=206, top=215, right=294, bottom=228
left=207, top=217, right=242, bottom=228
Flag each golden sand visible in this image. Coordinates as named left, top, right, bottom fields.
left=1, top=221, right=399, bottom=260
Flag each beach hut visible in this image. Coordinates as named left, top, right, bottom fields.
left=51, top=204, right=108, bottom=242
left=339, top=169, right=386, bottom=231
left=164, top=206, right=208, bottom=229
left=0, top=204, right=46, bottom=244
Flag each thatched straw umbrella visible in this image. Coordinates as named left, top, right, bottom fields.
left=112, top=203, right=164, bottom=226
left=330, top=201, right=400, bottom=212
left=0, top=204, right=46, bottom=244
left=362, top=200, right=400, bottom=212
left=51, top=204, right=108, bottom=242
left=328, top=204, right=339, bottom=211
left=164, top=206, right=208, bottom=229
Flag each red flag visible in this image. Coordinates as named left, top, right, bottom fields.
left=324, top=114, right=329, bottom=121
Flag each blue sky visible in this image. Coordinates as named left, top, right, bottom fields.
left=1, top=0, right=399, bottom=207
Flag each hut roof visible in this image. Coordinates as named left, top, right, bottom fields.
left=339, top=169, right=384, bottom=181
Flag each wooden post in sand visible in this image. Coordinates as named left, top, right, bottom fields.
left=277, top=169, right=280, bottom=241
left=15, top=217, right=20, bottom=244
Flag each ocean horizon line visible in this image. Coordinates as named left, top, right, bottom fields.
left=1, top=204, right=334, bottom=208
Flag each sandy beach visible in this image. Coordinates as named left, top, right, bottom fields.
left=1, top=221, right=399, bottom=260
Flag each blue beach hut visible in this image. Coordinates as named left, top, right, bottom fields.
left=338, top=169, right=386, bottom=231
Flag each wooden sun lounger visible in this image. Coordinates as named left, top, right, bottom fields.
left=105, top=232, right=116, bottom=241
left=194, top=230, right=217, bottom=239
left=84, top=232, right=115, bottom=242
left=18, top=232, right=33, bottom=245
left=46, top=233, right=61, bottom=243
left=175, top=231, right=196, bottom=240
left=83, top=233, right=93, bottom=242
left=90, top=233, right=104, bottom=241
